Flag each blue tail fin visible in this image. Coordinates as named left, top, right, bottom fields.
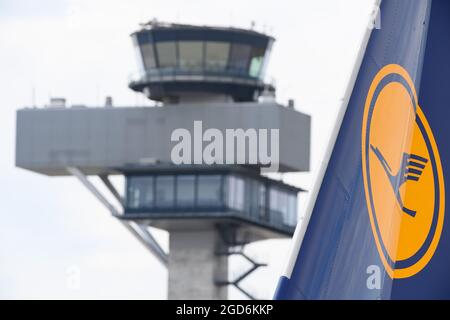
left=275, top=0, right=450, bottom=300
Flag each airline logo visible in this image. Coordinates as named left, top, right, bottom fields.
left=362, top=64, right=445, bottom=279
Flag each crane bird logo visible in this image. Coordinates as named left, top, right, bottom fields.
left=370, top=146, right=428, bottom=218
left=362, top=64, right=445, bottom=279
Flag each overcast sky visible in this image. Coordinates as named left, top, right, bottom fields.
left=0, top=0, right=375, bottom=299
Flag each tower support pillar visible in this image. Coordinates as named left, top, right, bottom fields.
left=168, top=229, right=228, bottom=300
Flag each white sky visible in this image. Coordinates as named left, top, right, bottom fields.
left=0, top=0, right=375, bottom=299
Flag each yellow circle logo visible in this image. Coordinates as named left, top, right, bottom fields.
left=362, top=64, right=445, bottom=279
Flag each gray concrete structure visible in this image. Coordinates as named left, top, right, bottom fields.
left=168, top=230, right=228, bottom=300
left=16, top=103, right=310, bottom=176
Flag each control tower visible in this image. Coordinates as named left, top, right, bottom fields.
left=15, top=21, right=310, bottom=299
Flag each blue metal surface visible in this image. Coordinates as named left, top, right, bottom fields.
left=391, top=0, right=450, bottom=299
left=275, top=0, right=450, bottom=300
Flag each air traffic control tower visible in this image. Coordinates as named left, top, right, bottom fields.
left=15, top=21, right=310, bottom=300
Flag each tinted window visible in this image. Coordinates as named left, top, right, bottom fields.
left=176, top=175, right=196, bottom=207
left=228, top=43, right=251, bottom=75
left=287, top=194, right=298, bottom=226
left=227, top=175, right=245, bottom=211
left=205, top=41, right=230, bottom=71
left=259, top=183, right=267, bottom=219
left=198, top=175, right=222, bottom=206
left=141, top=43, right=156, bottom=69
left=269, top=188, right=279, bottom=213
left=156, top=42, right=177, bottom=68
left=155, top=176, right=175, bottom=208
left=249, top=47, right=266, bottom=77
left=133, top=37, right=145, bottom=72
left=179, top=41, right=204, bottom=70
left=269, top=188, right=283, bottom=225
left=128, top=176, right=154, bottom=209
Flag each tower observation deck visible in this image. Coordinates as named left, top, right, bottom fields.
left=15, top=20, right=311, bottom=300
left=129, top=21, right=275, bottom=103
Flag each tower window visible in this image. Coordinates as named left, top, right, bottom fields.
left=155, top=175, right=175, bottom=208
left=178, top=41, right=204, bottom=70
left=205, top=41, right=230, bottom=71
left=156, top=42, right=177, bottom=69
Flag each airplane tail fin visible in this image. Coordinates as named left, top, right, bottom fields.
left=275, top=0, right=450, bottom=299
